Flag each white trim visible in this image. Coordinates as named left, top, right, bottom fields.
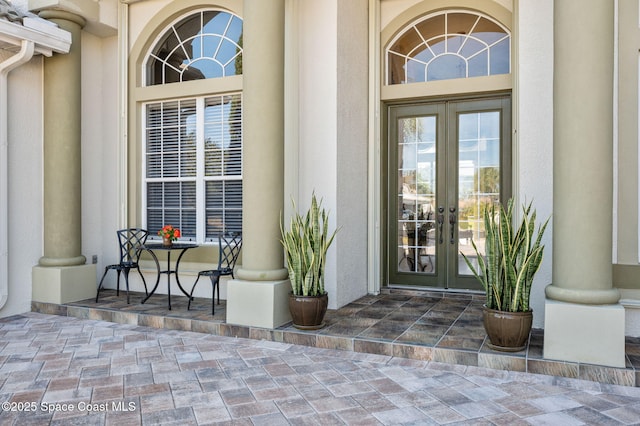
left=118, top=1, right=129, bottom=228
left=613, top=0, right=619, bottom=264
left=140, top=104, right=148, bottom=229
left=636, top=50, right=640, bottom=263
left=0, top=18, right=69, bottom=56
left=368, top=0, right=381, bottom=295
left=195, top=97, right=205, bottom=243
left=284, top=0, right=299, bottom=214
left=511, top=0, right=520, bottom=210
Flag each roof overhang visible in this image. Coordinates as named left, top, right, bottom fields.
left=0, top=15, right=70, bottom=55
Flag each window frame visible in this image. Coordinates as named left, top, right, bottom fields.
left=143, top=8, right=243, bottom=87
left=385, top=9, right=510, bottom=86
left=142, top=94, right=243, bottom=245
left=136, top=6, right=244, bottom=246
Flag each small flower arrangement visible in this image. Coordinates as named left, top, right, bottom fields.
left=158, top=225, right=180, bottom=242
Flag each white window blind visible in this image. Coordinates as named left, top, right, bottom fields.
left=144, top=94, right=242, bottom=243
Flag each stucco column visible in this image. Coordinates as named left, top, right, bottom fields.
left=32, top=9, right=95, bottom=304
left=544, top=0, right=625, bottom=367
left=226, top=0, right=290, bottom=328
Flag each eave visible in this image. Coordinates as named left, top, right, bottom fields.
left=0, top=16, right=70, bottom=56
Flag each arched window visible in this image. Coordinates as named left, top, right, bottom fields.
left=145, top=10, right=243, bottom=86
left=386, top=11, right=510, bottom=85
left=141, top=9, right=243, bottom=243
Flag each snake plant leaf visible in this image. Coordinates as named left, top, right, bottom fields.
left=460, top=198, right=548, bottom=313
left=280, top=192, right=339, bottom=296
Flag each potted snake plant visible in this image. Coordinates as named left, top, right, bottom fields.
left=280, top=193, right=338, bottom=329
left=461, top=198, right=549, bottom=351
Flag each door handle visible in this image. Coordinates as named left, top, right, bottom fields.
left=449, top=207, right=456, bottom=244
left=437, top=207, right=445, bottom=244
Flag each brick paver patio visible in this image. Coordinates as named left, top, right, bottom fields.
left=0, top=312, right=639, bottom=425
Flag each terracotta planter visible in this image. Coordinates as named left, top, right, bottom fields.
left=288, top=293, right=328, bottom=330
left=482, top=305, right=532, bottom=352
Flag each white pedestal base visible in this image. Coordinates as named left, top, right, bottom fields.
left=32, top=264, right=97, bottom=304
left=619, top=289, right=640, bottom=337
left=226, top=279, right=291, bottom=329
left=544, top=299, right=626, bottom=368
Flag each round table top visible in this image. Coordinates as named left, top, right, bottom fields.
left=141, top=242, right=199, bottom=250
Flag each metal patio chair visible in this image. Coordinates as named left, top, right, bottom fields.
left=188, top=232, right=242, bottom=315
left=95, top=228, right=149, bottom=304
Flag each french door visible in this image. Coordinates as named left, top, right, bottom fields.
left=387, top=96, right=511, bottom=290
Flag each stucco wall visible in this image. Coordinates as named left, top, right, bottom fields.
left=616, top=0, right=639, bottom=267
left=295, top=0, right=370, bottom=309
left=336, top=0, right=369, bottom=307
left=81, top=32, right=119, bottom=289
left=127, top=0, right=173, bottom=49
left=515, top=0, right=554, bottom=327
left=5, top=54, right=43, bottom=316
left=297, top=0, right=339, bottom=307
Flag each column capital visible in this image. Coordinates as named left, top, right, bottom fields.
left=37, top=9, right=86, bottom=29
left=29, top=0, right=118, bottom=37
left=29, top=0, right=98, bottom=28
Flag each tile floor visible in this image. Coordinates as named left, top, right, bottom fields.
left=2, top=311, right=640, bottom=425
left=32, top=288, right=640, bottom=389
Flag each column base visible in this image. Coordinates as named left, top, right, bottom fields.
left=226, top=279, right=291, bottom=329
left=544, top=299, right=626, bottom=368
left=32, top=264, right=96, bottom=304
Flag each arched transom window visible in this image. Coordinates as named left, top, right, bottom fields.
left=386, top=11, right=510, bottom=85
left=145, top=9, right=243, bottom=86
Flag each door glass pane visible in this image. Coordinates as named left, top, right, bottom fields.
left=397, top=116, right=437, bottom=274
left=457, top=111, right=501, bottom=275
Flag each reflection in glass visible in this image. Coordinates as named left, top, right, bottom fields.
left=204, top=94, right=242, bottom=177
left=457, top=111, right=501, bottom=276
left=397, top=116, right=437, bottom=274
left=427, top=55, right=466, bottom=81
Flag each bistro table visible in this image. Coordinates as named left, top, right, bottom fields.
left=140, top=241, right=199, bottom=310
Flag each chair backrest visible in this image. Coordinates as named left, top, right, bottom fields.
left=218, top=232, right=242, bottom=274
left=117, top=228, right=149, bottom=264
